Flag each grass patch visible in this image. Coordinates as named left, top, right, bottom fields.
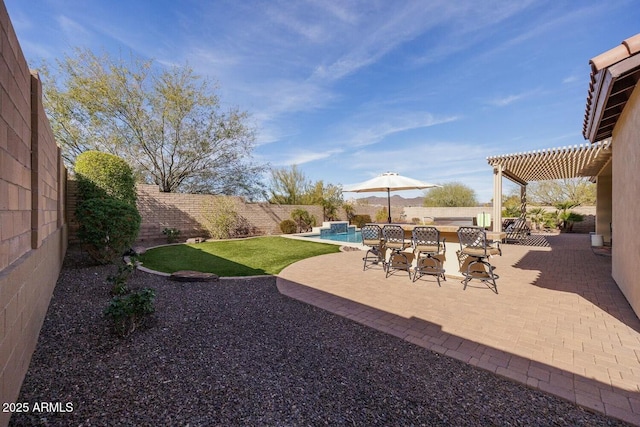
left=138, top=236, right=341, bottom=276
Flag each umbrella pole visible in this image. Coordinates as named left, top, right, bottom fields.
left=387, top=188, right=392, bottom=223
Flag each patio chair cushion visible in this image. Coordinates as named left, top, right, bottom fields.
left=462, top=246, right=501, bottom=257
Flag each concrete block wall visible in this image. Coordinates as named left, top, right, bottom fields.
left=0, top=2, right=67, bottom=426
left=67, top=183, right=325, bottom=244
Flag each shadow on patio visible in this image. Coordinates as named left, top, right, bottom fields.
left=276, top=234, right=640, bottom=425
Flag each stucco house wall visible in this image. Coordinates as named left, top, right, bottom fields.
left=611, top=81, right=640, bottom=316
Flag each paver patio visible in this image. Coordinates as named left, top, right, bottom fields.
left=277, top=233, right=640, bottom=425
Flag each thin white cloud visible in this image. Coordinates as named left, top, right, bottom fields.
left=56, top=15, right=91, bottom=41
left=341, top=111, right=460, bottom=148
left=488, top=94, right=525, bottom=107
left=486, top=89, right=541, bottom=107
left=275, top=149, right=344, bottom=167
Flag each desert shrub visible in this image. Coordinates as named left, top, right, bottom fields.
left=231, top=215, right=260, bottom=238
left=75, top=150, right=137, bottom=205
left=375, top=207, right=388, bottom=223
left=162, top=227, right=181, bottom=243
left=280, top=219, right=297, bottom=234
left=76, top=198, right=141, bottom=264
left=104, top=288, right=155, bottom=337
left=351, top=214, right=372, bottom=228
left=200, top=196, right=258, bottom=239
left=200, top=196, right=238, bottom=239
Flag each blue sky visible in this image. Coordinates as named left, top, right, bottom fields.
left=5, top=0, right=640, bottom=202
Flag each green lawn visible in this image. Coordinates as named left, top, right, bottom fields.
left=138, top=236, right=341, bottom=276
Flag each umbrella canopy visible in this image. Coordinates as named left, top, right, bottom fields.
left=343, top=172, right=439, bottom=223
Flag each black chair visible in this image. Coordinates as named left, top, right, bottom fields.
left=457, top=226, right=501, bottom=293
left=382, top=225, right=411, bottom=279
left=361, top=224, right=385, bottom=270
left=412, top=226, right=446, bottom=285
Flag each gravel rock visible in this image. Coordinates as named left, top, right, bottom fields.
left=9, top=249, right=631, bottom=426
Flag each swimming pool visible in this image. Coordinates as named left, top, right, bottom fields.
left=302, top=231, right=362, bottom=243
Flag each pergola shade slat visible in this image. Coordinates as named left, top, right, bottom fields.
left=486, top=140, right=611, bottom=184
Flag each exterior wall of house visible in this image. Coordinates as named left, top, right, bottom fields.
left=0, top=4, right=67, bottom=426
left=596, top=161, right=612, bottom=243
left=611, top=81, right=640, bottom=317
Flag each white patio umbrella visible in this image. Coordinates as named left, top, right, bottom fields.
left=343, top=172, right=439, bottom=223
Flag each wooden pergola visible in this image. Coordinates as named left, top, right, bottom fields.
left=486, top=140, right=612, bottom=232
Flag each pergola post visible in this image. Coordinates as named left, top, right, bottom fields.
left=520, top=184, right=527, bottom=219
left=492, top=165, right=503, bottom=232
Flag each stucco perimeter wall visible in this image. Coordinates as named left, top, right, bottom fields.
left=67, top=183, right=325, bottom=243
left=0, top=3, right=68, bottom=426
left=611, top=81, right=640, bottom=318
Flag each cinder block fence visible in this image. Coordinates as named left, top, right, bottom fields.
left=0, top=3, right=68, bottom=426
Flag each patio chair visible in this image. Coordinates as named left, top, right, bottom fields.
left=361, top=224, right=385, bottom=270
left=382, top=225, right=411, bottom=279
left=503, top=217, right=530, bottom=244
left=457, top=226, right=502, bottom=293
left=412, top=226, right=446, bottom=285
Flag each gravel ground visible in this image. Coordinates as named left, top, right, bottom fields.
left=10, top=249, right=631, bottom=426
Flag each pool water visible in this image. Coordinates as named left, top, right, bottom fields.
left=304, top=231, right=362, bottom=243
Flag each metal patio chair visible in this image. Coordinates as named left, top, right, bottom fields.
left=382, top=225, right=411, bottom=279
left=361, top=224, right=385, bottom=270
left=412, top=226, right=446, bottom=285
left=457, top=226, right=502, bottom=293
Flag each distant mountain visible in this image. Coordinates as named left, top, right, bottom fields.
left=350, top=195, right=424, bottom=207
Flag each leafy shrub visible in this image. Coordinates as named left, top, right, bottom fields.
left=280, top=219, right=297, bottom=234
left=75, top=151, right=137, bottom=205
left=104, top=288, right=155, bottom=337
left=106, top=261, right=136, bottom=295
left=351, top=214, right=372, bottom=228
left=76, top=198, right=141, bottom=264
left=162, top=227, right=181, bottom=243
left=291, top=208, right=316, bottom=232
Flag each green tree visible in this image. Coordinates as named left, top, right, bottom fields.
left=423, top=182, right=478, bottom=207
left=268, top=166, right=344, bottom=220
left=268, top=165, right=309, bottom=204
left=39, top=48, right=265, bottom=196
left=305, top=181, right=343, bottom=220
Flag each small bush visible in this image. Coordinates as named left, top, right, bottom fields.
left=76, top=198, right=141, bottom=264
left=351, top=214, right=372, bottom=228
left=104, top=288, right=155, bottom=337
left=75, top=151, right=137, bottom=205
left=231, top=216, right=260, bottom=238
left=280, top=219, right=297, bottom=234
left=162, top=227, right=181, bottom=243
left=200, top=196, right=241, bottom=239
left=106, top=259, right=136, bottom=295
left=375, top=207, right=388, bottom=223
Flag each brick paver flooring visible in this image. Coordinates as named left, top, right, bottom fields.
left=277, top=233, right=640, bottom=425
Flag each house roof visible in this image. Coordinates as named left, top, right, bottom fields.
left=486, top=140, right=611, bottom=186
left=583, top=33, right=640, bottom=142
